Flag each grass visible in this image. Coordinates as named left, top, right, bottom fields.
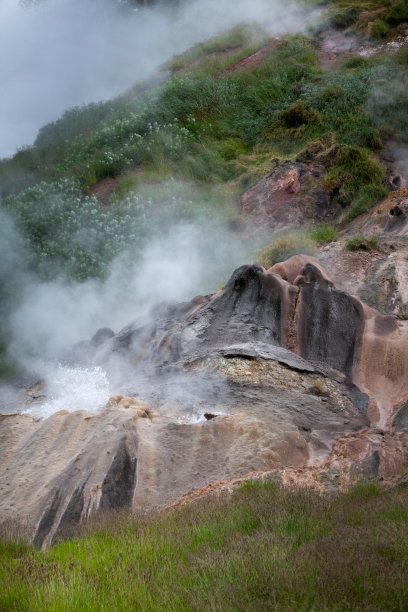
left=329, top=0, right=408, bottom=35
left=345, top=235, right=380, bottom=250
left=166, top=24, right=270, bottom=78
left=255, top=232, right=316, bottom=268
left=321, top=145, right=387, bottom=217
left=2, top=26, right=405, bottom=217
left=1, top=481, right=408, bottom=611
left=309, top=224, right=339, bottom=245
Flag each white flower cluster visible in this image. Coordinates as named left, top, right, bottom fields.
left=3, top=179, right=149, bottom=280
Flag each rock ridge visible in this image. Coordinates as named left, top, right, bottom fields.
left=1, top=255, right=407, bottom=548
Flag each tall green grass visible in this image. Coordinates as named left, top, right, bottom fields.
left=1, top=481, right=408, bottom=611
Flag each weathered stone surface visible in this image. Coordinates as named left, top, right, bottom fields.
left=218, top=342, right=316, bottom=372
left=350, top=451, right=380, bottom=479
left=1, top=256, right=408, bottom=546
left=239, top=161, right=328, bottom=229
left=393, top=402, right=408, bottom=433
left=296, top=279, right=364, bottom=378
left=0, top=358, right=368, bottom=548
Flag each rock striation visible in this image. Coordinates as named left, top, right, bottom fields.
left=1, top=256, right=407, bottom=547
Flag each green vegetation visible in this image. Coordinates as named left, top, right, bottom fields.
left=255, top=232, right=316, bottom=268
left=2, top=29, right=399, bottom=283
left=2, top=180, right=149, bottom=281
left=329, top=0, right=408, bottom=36
left=5, top=18, right=408, bottom=262
left=330, top=7, right=360, bottom=30
left=322, top=145, right=387, bottom=217
left=166, top=24, right=270, bottom=77
left=345, top=234, right=380, bottom=250
left=1, top=0, right=408, bottom=372
left=1, top=481, right=408, bottom=611
left=309, top=224, right=338, bottom=245
left=371, top=19, right=391, bottom=38
left=386, top=0, right=408, bottom=26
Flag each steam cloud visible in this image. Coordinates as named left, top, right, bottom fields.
left=0, top=0, right=315, bottom=158
left=1, top=214, right=256, bottom=419
left=7, top=222, right=255, bottom=363
left=0, top=0, right=318, bottom=419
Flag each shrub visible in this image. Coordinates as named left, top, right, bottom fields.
left=309, top=224, right=338, bottom=245
left=386, top=0, right=408, bottom=26
left=371, top=20, right=391, bottom=39
left=2, top=180, right=149, bottom=280
left=330, top=8, right=360, bottom=30
left=255, top=232, right=315, bottom=269
left=323, top=145, right=385, bottom=209
left=34, top=101, right=127, bottom=160
left=345, top=235, right=380, bottom=251
left=280, top=102, right=321, bottom=129
left=345, top=184, right=388, bottom=220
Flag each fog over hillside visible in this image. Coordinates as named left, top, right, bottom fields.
left=0, top=0, right=314, bottom=159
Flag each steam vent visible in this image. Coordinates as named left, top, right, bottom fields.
left=1, top=255, right=407, bottom=548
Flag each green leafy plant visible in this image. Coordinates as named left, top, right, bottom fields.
left=2, top=180, right=149, bottom=280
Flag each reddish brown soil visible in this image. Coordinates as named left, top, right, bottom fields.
left=88, top=177, right=117, bottom=204
left=218, top=38, right=282, bottom=76
left=317, top=30, right=358, bottom=71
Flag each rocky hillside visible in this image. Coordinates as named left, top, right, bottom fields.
left=1, top=0, right=408, bottom=561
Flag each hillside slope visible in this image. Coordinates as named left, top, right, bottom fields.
left=1, top=3, right=408, bottom=608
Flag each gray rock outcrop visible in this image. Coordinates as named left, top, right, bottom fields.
left=1, top=256, right=407, bottom=548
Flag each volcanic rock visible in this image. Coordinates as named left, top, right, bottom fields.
left=239, top=162, right=329, bottom=229
left=1, top=256, right=407, bottom=547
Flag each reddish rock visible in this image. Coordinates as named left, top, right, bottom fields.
left=239, top=161, right=328, bottom=229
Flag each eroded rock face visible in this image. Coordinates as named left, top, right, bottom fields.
left=0, top=361, right=368, bottom=549
left=239, top=162, right=329, bottom=229
left=87, top=253, right=408, bottom=447
left=1, top=256, right=407, bottom=547
left=102, top=257, right=367, bottom=380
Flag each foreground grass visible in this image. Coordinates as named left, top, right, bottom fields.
left=1, top=481, right=408, bottom=611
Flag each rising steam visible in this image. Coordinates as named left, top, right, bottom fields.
left=0, top=0, right=318, bottom=419
left=0, top=0, right=315, bottom=158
